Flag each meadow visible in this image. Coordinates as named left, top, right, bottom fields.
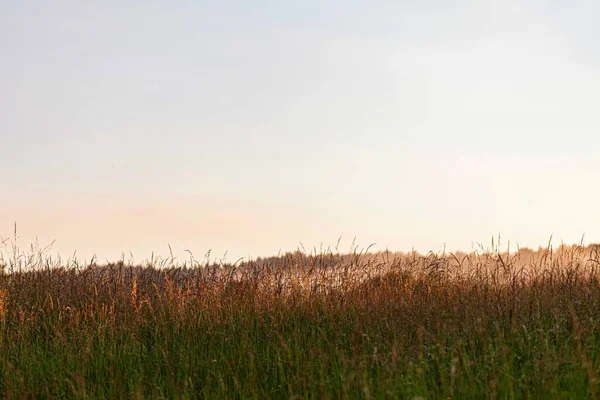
left=1, top=238, right=600, bottom=399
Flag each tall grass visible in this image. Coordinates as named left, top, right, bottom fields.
left=1, top=238, right=600, bottom=399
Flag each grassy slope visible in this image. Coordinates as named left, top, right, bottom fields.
left=1, top=246, right=600, bottom=399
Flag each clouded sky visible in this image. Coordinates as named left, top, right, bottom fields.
left=2, top=1, right=599, bottom=262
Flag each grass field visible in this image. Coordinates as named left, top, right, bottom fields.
left=1, top=239, right=600, bottom=399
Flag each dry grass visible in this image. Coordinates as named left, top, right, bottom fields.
left=1, top=237, right=600, bottom=398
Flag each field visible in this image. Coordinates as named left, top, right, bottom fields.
left=2, top=239, right=600, bottom=399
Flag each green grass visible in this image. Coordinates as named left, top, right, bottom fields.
left=1, top=243, right=600, bottom=399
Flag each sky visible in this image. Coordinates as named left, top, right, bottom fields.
left=2, top=1, right=599, bottom=263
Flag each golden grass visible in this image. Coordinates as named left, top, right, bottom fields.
left=0, top=236, right=599, bottom=398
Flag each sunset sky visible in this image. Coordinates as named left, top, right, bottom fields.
left=2, top=1, right=600, bottom=263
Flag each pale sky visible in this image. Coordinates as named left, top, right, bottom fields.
left=2, top=1, right=599, bottom=263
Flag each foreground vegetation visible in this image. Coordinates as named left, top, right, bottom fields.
left=1, top=240, right=600, bottom=399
